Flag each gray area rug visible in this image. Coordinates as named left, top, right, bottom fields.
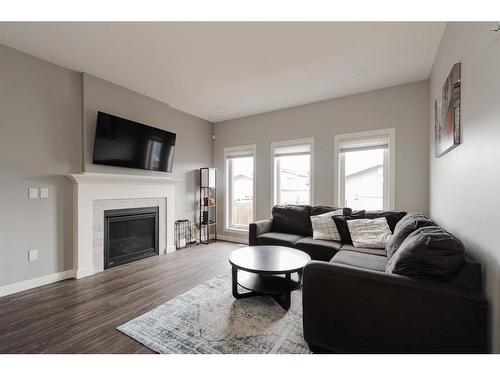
left=117, top=273, right=310, bottom=354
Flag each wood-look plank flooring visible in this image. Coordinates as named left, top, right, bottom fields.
left=0, top=241, right=243, bottom=353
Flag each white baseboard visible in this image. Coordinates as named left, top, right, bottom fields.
left=0, top=269, right=75, bottom=298
left=0, top=238, right=242, bottom=298
left=74, top=267, right=94, bottom=279
left=218, top=234, right=248, bottom=245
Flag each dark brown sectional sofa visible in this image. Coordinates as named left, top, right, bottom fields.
left=248, top=204, right=487, bottom=353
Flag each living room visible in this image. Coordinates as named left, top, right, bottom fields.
left=1, top=1, right=499, bottom=372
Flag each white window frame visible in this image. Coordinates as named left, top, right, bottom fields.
left=271, top=137, right=315, bottom=207
left=224, top=144, right=256, bottom=232
left=334, top=128, right=395, bottom=210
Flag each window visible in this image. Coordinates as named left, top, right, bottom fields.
left=272, top=138, right=314, bottom=205
left=334, top=129, right=395, bottom=210
left=224, top=145, right=256, bottom=231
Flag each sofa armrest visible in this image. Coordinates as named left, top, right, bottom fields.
left=302, top=261, right=487, bottom=353
left=248, top=219, right=273, bottom=246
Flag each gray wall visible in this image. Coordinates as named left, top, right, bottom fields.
left=429, top=22, right=500, bottom=353
left=0, top=45, right=82, bottom=286
left=0, top=47, right=213, bottom=288
left=214, top=81, right=430, bottom=241
left=82, top=74, right=213, bottom=222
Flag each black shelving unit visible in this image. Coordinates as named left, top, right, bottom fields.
left=199, top=167, right=217, bottom=244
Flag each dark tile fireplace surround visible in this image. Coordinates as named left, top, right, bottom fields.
left=104, top=206, right=159, bottom=269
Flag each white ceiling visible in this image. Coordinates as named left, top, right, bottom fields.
left=0, top=22, right=445, bottom=122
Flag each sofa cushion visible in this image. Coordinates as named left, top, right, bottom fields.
left=271, top=205, right=311, bottom=236
left=331, top=250, right=388, bottom=272
left=332, top=210, right=366, bottom=244
left=347, top=217, right=392, bottom=249
left=310, top=205, right=352, bottom=216
left=385, top=212, right=435, bottom=259
left=386, top=226, right=465, bottom=280
left=257, top=232, right=304, bottom=247
left=366, top=210, right=407, bottom=233
left=449, top=255, right=482, bottom=292
left=340, top=243, right=386, bottom=257
left=294, top=237, right=342, bottom=261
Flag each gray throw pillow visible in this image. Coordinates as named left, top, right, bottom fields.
left=385, top=212, right=435, bottom=259
left=386, top=226, right=465, bottom=280
left=393, top=212, right=427, bottom=233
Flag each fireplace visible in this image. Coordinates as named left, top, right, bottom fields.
left=104, top=206, right=159, bottom=269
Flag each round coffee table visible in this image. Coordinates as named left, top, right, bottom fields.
left=228, top=245, right=311, bottom=310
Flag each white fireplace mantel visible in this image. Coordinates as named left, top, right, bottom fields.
left=66, top=172, right=183, bottom=185
left=66, top=172, right=182, bottom=279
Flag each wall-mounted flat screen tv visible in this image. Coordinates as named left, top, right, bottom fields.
left=93, top=112, right=176, bottom=172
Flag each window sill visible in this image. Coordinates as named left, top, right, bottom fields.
left=225, top=227, right=249, bottom=233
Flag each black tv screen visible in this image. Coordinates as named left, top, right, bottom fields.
left=93, top=112, right=176, bottom=172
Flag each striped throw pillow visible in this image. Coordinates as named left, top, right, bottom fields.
left=347, top=217, right=392, bottom=249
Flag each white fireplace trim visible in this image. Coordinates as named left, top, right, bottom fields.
left=66, top=173, right=181, bottom=279
left=67, top=172, right=182, bottom=185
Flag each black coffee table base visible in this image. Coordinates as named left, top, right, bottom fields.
left=231, top=266, right=302, bottom=310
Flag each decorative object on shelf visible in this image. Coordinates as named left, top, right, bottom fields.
left=203, top=196, right=215, bottom=206
left=174, top=219, right=199, bottom=249
left=199, top=168, right=217, bottom=244
left=435, top=62, right=461, bottom=157
left=191, top=223, right=200, bottom=244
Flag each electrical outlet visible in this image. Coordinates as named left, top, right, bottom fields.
left=40, top=188, right=49, bottom=199
left=28, top=188, right=39, bottom=199
left=28, top=249, right=38, bottom=261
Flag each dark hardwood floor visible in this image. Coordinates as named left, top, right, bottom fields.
left=0, top=241, right=243, bottom=353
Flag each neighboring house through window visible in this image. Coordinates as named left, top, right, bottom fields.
left=224, top=145, right=256, bottom=231
left=272, top=138, right=314, bottom=206
left=334, top=129, right=395, bottom=210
